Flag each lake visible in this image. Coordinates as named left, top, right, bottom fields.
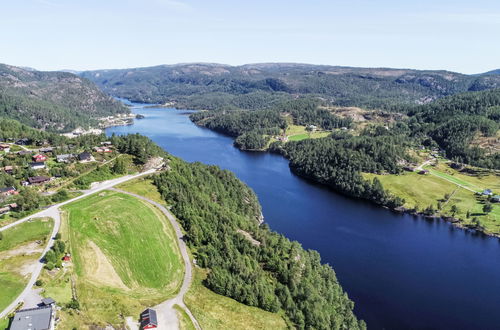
left=107, top=104, right=500, bottom=329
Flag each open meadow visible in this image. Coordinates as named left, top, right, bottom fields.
left=49, top=190, right=184, bottom=328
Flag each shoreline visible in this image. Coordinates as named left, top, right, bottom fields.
left=110, top=100, right=500, bottom=240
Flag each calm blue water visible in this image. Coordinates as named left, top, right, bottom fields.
left=108, top=105, right=500, bottom=330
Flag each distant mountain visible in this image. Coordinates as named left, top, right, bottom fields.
left=81, top=63, right=500, bottom=111
left=0, top=63, right=129, bottom=132
left=482, top=69, right=500, bottom=75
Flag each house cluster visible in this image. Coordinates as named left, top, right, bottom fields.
left=10, top=297, right=56, bottom=330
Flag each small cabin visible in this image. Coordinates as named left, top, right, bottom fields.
left=482, top=189, right=493, bottom=196
left=62, top=254, right=71, bottom=262
left=30, top=162, right=46, bottom=170
left=140, top=308, right=158, bottom=329
left=33, top=154, right=48, bottom=162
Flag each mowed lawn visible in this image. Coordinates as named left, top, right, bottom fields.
left=61, top=191, right=184, bottom=327
left=185, top=268, right=287, bottom=330
left=0, top=218, right=53, bottom=312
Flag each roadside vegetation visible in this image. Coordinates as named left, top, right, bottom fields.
left=0, top=218, right=53, bottom=312
left=45, top=191, right=183, bottom=328
left=185, top=268, right=287, bottom=329
left=153, top=157, right=364, bottom=329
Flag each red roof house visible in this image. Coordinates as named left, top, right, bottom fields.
left=33, top=154, right=48, bottom=162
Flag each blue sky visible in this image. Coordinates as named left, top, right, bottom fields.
left=1, top=0, right=499, bottom=73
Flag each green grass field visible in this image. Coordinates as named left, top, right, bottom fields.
left=364, top=167, right=500, bottom=234
left=57, top=191, right=184, bottom=327
left=117, top=177, right=166, bottom=206
left=0, top=218, right=53, bottom=313
left=185, top=268, right=287, bottom=330
left=286, top=125, right=331, bottom=141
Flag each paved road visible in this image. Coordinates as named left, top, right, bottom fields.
left=0, top=207, right=60, bottom=319
left=112, top=188, right=201, bottom=330
left=0, top=170, right=156, bottom=319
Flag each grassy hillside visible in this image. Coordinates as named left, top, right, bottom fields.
left=0, top=218, right=53, bottom=312
left=185, top=268, right=287, bottom=330
left=55, top=191, right=183, bottom=328
left=0, top=63, right=129, bottom=132
left=81, top=63, right=500, bottom=110
left=118, top=177, right=288, bottom=329
left=364, top=162, right=500, bottom=234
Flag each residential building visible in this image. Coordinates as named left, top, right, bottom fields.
left=10, top=306, right=55, bottom=330
left=0, top=186, right=17, bottom=196
left=78, top=152, right=94, bottom=163
left=140, top=308, right=158, bottom=329
left=33, top=154, right=48, bottom=162
left=30, top=162, right=46, bottom=170
left=0, top=143, right=10, bottom=152
left=56, top=154, right=74, bottom=163
left=28, top=176, right=51, bottom=185
left=482, top=189, right=493, bottom=196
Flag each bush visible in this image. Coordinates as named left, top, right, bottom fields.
left=66, top=298, right=80, bottom=310
left=35, top=280, right=44, bottom=286
left=45, top=262, right=54, bottom=270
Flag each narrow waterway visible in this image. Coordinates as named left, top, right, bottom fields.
left=107, top=104, right=500, bottom=329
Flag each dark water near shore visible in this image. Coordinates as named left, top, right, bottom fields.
left=107, top=104, right=500, bottom=329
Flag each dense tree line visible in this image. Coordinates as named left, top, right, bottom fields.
left=153, top=158, right=364, bottom=329
left=271, top=130, right=408, bottom=208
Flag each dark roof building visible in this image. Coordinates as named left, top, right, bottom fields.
left=78, top=152, right=93, bottom=162
left=0, top=186, right=16, bottom=194
left=28, top=176, right=51, bottom=185
left=41, top=297, right=56, bottom=306
left=10, top=306, right=54, bottom=330
left=140, top=308, right=158, bottom=329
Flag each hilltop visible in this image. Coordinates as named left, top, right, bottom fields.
left=81, top=63, right=500, bottom=110
left=0, top=64, right=129, bottom=132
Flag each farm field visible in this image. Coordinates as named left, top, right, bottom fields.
left=364, top=166, right=500, bottom=234
left=185, top=268, right=287, bottom=330
left=286, top=125, right=330, bottom=141
left=0, top=218, right=53, bottom=312
left=54, top=190, right=184, bottom=328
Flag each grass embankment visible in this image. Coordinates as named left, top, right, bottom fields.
left=364, top=163, right=500, bottom=234
left=49, top=191, right=183, bottom=328
left=174, top=304, right=196, bottom=330
left=117, top=177, right=167, bottom=206
left=0, top=218, right=53, bottom=312
left=0, top=317, right=9, bottom=330
left=286, top=125, right=330, bottom=141
left=118, top=179, right=287, bottom=329
left=185, top=268, right=287, bottom=329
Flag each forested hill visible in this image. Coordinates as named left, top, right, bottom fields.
left=81, top=63, right=500, bottom=110
left=0, top=63, right=129, bottom=132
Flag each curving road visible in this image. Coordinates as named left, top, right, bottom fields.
left=111, top=188, right=201, bottom=330
left=0, top=169, right=156, bottom=320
